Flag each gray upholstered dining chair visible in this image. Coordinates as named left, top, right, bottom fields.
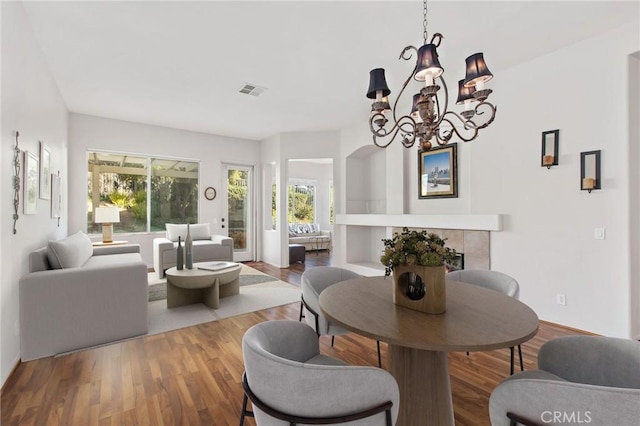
left=447, top=269, right=523, bottom=375
left=240, top=320, right=400, bottom=426
left=489, top=335, right=640, bottom=426
left=301, top=266, right=382, bottom=368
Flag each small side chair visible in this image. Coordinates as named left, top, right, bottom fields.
left=301, top=266, right=383, bottom=368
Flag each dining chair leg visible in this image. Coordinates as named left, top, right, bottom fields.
left=510, top=346, right=515, bottom=375
left=518, top=344, right=524, bottom=371
left=298, top=299, right=304, bottom=322
left=377, top=340, right=382, bottom=368
left=331, top=336, right=335, bottom=347
left=239, top=392, right=253, bottom=426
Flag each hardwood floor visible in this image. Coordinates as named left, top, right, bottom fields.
left=1, top=252, right=588, bottom=426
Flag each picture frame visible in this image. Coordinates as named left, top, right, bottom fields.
left=419, top=143, right=458, bottom=199
left=541, top=130, right=559, bottom=169
left=39, top=141, right=51, bottom=199
left=24, top=151, right=39, bottom=214
left=51, top=173, right=62, bottom=219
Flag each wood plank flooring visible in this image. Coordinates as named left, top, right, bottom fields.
left=1, top=252, right=588, bottom=426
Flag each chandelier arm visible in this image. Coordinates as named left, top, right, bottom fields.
left=392, top=46, right=419, bottom=125
left=471, top=101, right=498, bottom=129
left=437, top=113, right=480, bottom=143
left=369, top=114, right=418, bottom=149
left=431, top=75, right=450, bottom=129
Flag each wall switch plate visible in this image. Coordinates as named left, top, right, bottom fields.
left=557, top=294, right=567, bottom=306
left=594, top=227, right=606, bottom=240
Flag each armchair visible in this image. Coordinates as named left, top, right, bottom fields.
left=240, top=320, right=399, bottom=426
left=153, top=223, right=233, bottom=279
left=489, top=335, right=640, bottom=426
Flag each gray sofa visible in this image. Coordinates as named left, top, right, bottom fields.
left=489, top=335, right=640, bottom=426
left=20, top=231, right=148, bottom=361
left=153, top=223, right=234, bottom=279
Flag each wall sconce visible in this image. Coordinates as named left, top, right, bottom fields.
left=541, top=130, right=559, bottom=169
left=580, top=150, right=601, bottom=193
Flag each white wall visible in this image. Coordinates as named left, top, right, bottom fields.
left=68, top=113, right=261, bottom=267
left=629, top=52, right=640, bottom=339
left=405, top=23, right=639, bottom=337
left=1, top=1, right=69, bottom=386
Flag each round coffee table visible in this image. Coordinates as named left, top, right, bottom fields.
left=165, top=262, right=242, bottom=309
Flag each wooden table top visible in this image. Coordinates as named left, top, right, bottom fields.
left=319, top=276, right=539, bottom=352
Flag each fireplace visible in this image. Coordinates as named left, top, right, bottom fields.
left=446, top=253, right=465, bottom=272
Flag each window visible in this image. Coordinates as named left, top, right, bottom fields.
left=288, top=182, right=315, bottom=224
left=87, top=151, right=199, bottom=234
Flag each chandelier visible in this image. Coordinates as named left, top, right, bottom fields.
left=367, top=0, right=497, bottom=151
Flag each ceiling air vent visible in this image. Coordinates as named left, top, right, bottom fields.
left=239, top=83, right=267, bottom=97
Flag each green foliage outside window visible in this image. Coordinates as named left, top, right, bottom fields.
left=288, top=184, right=315, bottom=224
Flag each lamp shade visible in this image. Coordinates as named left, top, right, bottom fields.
left=366, top=68, right=391, bottom=99
left=414, top=44, right=443, bottom=82
left=94, top=207, right=120, bottom=224
left=463, top=52, right=493, bottom=88
left=456, top=79, right=476, bottom=104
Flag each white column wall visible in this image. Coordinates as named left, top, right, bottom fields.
left=1, top=2, right=69, bottom=385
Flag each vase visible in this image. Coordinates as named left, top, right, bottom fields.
left=176, top=236, right=184, bottom=270
left=185, top=224, right=193, bottom=269
left=392, top=264, right=446, bottom=314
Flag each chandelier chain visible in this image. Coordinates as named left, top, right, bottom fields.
left=423, top=0, right=428, bottom=44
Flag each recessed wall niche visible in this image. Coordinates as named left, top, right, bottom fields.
left=346, top=145, right=387, bottom=214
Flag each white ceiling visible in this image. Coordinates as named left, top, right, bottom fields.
left=22, top=1, right=639, bottom=141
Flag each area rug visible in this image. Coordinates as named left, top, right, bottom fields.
left=146, top=264, right=300, bottom=336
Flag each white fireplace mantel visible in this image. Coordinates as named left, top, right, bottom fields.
left=334, top=214, right=502, bottom=231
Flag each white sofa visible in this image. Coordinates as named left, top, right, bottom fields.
left=288, top=223, right=331, bottom=252
left=20, top=231, right=148, bottom=361
left=153, top=223, right=233, bottom=279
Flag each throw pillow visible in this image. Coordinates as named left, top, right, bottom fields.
left=166, top=223, right=211, bottom=242
left=47, top=231, right=94, bottom=269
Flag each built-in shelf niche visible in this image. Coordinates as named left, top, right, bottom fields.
left=346, top=145, right=387, bottom=214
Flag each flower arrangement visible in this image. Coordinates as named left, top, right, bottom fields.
left=380, top=227, right=457, bottom=276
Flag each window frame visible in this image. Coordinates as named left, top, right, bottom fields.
left=86, top=149, right=201, bottom=235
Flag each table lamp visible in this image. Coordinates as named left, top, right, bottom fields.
left=94, top=207, right=120, bottom=243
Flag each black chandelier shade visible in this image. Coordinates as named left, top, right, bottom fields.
left=414, top=44, right=443, bottom=82
left=463, top=52, right=493, bottom=88
left=455, top=79, right=476, bottom=104
left=366, top=68, right=391, bottom=99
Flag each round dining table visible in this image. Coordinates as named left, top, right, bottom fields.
left=319, top=276, right=539, bottom=426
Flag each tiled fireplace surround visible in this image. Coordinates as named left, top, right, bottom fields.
left=392, top=227, right=490, bottom=270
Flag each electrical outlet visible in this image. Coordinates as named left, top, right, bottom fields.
left=594, top=227, right=606, bottom=240
left=556, top=294, right=566, bottom=306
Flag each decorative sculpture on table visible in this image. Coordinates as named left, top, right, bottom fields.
left=381, top=227, right=456, bottom=314
left=185, top=223, right=193, bottom=269
left=176, top=236, right=184, bottom=270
